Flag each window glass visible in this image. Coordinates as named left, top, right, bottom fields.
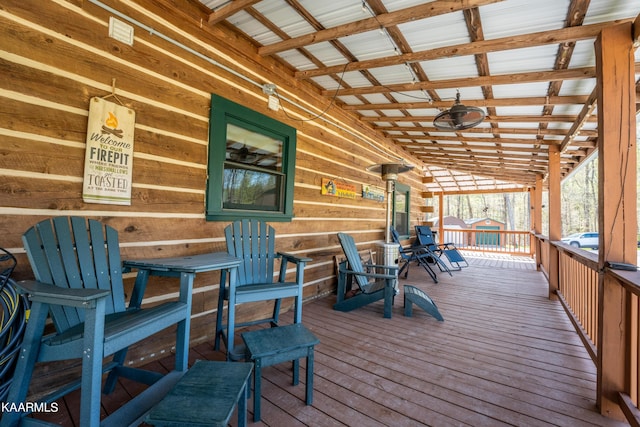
left=393, top=183, right=410, bottom=236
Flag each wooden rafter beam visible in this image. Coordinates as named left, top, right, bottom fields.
left=418, top=149, right=549, bottom=164
left=360, top=114, right=596, bottom=123
left=559, top=89, right=598, bottom=152
left=634, top=12, right=640, bottom=47
left=419, top=153, right=548, bottom=168
left=207, top=0, right=260, bottom=25
left=415, top=153, right=547, bottom=164
left=296, top=21, right=625, bottom=79
left=405, top=143, right=549, bottom=154
left=420, top=160, right=547, bottom=172
left=258, top=0, right=503, bottom=56
left=420, top=162, right=540, bottom=182
left=342, top=95, right=589, bottom=110
left=324, top=67, right=597, bottom=96
left=394, top=136, right=561, bottom=145
left=430, top=187, right=531, bottom=196
left=380, top=126, right=596, bottom=137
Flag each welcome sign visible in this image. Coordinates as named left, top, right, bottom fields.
left=82, top=97, right=135, bottom=205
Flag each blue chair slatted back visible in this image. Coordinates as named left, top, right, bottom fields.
left=21, top=216, right=126, bottom=333
left=225, top=219, right=277, bottom=287
left=415, top=226, right=438, bottom=247
left=337, top=232, right=370, bottom=290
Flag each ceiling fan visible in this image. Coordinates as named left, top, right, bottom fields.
left=228, top=145, right=258, bottom=164
left=433, top=91, right=485, bottom=131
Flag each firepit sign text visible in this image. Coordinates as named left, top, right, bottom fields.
left=82, top=97, right=135, bottom=205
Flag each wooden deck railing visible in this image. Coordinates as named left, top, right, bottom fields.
left=611, top=269, right=640, bottom=424
left=556, top=244, right=599, bottom=362
left=437, top=228, right=533, bottom=256
left=532, top=233, right=640, bottom=425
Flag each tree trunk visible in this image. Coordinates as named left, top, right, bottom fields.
left=587, top=160, right=597, bottom=231
left=504, top=193, right=515, bottom=230
left=465, top=195, right=473, bottom=219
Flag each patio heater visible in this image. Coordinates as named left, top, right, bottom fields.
left=366, top=162, right=414, bottom=273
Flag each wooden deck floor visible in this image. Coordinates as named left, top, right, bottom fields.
left=33, top=253, right=630, bottom=426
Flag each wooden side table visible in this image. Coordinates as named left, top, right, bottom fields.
left=146, top=360, right=253, bottom=427
left=241, top=323, right=320, bottom=422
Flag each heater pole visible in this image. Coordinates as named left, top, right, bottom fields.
left=385, top=179, right=394, bottom=243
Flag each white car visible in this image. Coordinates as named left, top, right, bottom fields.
left=561, top=232, right=599, bottom=249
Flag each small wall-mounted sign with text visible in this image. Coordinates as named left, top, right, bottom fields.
left=362, top=184, right=385, bottom=202
left=82, top=97, right=135, bottom=205
left=321, top=178, right=357, bottom=199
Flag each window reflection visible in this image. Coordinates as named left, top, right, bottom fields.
left=223, top=123, right=284, bottom=211
left=226, top=124, right=282, bottom=170
left=394, top=192, right=408, bottom=235
left=223, top=168, right=281, bottom=211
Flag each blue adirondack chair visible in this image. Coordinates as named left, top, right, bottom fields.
left=415, top=225, right=468, bottom=271
left=334, top=232, right=396, bottom=318
left=390, top=227, right=439, bottom=283
left=1, top=217, right=192, bottom=427
left=214, top=220, right=311, bottom=360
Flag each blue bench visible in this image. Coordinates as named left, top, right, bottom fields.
left=146, top=360, right=253, bottom=427
left=242, top=323, right=320, bottom=422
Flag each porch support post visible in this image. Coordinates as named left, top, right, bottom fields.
left=533, top=174, right=543, bottom=267
left=595, top=21, right=636, bottom=420
left=547, top=145, right=561, bottom=300
left=438, top=193, right=444, bottom=241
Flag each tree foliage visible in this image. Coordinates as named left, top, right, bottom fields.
left=440, top=192, right=530, bottom=231
left=561, top=157, right=598, bottom=235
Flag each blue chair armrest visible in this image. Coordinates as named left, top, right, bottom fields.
left=15, top=279, right=111, bottom=308
left=338, top=265, right=397, bottom=280
left=355, top=263, right=399, bottom=271
left=277, top=252, right=312, bottom=264
left=406, top=244, right=439, bottom=254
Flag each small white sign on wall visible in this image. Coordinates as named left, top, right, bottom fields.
left=82, top=97, right=135, bottom=205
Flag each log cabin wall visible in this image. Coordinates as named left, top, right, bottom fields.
left=0, top=0, right=427, bottom=378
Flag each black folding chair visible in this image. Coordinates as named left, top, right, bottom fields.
left=415, top=226, right=469, bottom=270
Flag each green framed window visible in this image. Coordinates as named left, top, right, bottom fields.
left=393, top=182, right=410, bottom=236
left=206, top=95, right=296, bottom=221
